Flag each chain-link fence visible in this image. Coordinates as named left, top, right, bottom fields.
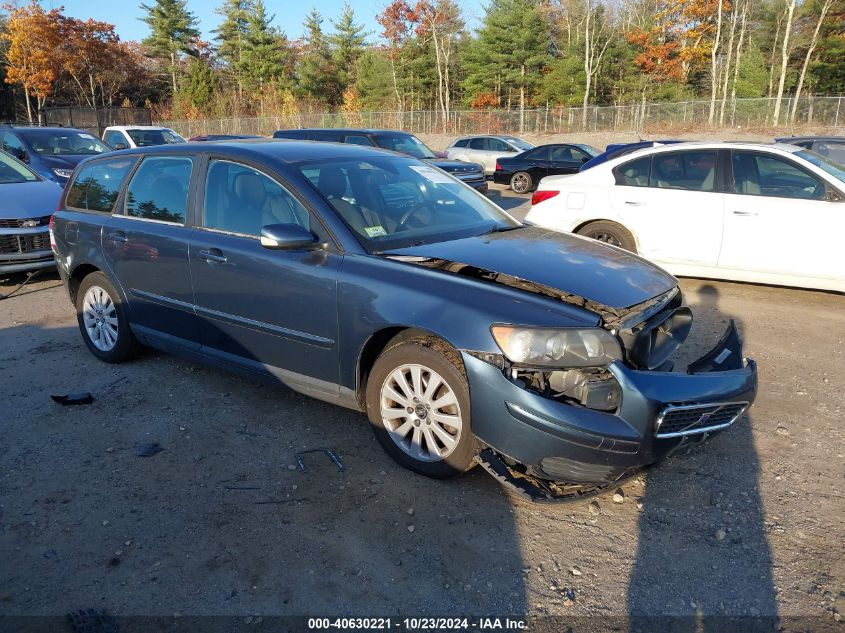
left=41, top=106, right=152, bottom=137
left=159, top=96, right=845, bottom=139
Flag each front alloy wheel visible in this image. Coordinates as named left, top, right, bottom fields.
left=366, top=336, right=477, bottom=478
left=380, top=364, right=463, bottom=462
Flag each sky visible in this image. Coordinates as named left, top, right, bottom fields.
left=46, top=0, right=482, bottom=44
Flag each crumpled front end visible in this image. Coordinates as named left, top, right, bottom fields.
left=463, top=289, right=758, bottom=498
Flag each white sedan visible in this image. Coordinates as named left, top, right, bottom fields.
left=525, top=142, right=845, bottom=293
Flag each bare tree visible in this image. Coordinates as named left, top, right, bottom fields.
left=729, top=0, right=751, bottom=123
left=719, top=1, right=740, bottom=125
left=790, top=0, right=834, bottom=123
left=708, top=0, right=724, bottom=126
left=772, top=0, right=797, bottom=126
left=582, top=0, right=612, bottom=129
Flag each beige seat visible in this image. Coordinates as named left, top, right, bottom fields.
left=317, top=167, right=369, bottom=234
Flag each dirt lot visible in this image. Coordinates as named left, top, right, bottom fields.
left=0, top=202, right=843, bottom=629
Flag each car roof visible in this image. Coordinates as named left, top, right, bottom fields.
left=776, top=135, right=845, bottom=143
left=101, top=138, right=401, bottom=163
left=276, top=128, right=412, bottom=135
left=12, top=126, right=91, bottom=135
left=599, top=141, right=803, bottom=168
left=105, top=125, right=175, bottom=131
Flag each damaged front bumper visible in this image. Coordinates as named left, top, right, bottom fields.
left=463, top=321, right=757, bottom=497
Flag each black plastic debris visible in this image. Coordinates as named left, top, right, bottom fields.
left=134, top=442, right=163, bottom=458
left=295, top=448, right=344, bottom=473
left=66, top=609, right=119, bottom=633
left=51, top=392, right=94, bottom=406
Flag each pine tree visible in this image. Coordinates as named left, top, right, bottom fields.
left=238, top=0, right=290, bottom=92
left=329, top=2, right=368, bottom=92
left=213, top=0, right=251, bottom=92
left=140, top=0, right=200, bottom=95
left=462, top=0, right=550, bottom=131
left=180, top=57, right=220, bottom=113
left=297, top=8, right=342, bottom=106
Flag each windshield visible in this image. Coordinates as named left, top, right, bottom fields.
left=127, top=129, right=185, bottom=147
left=0, top=151, right=39, bottom=183
left=373, top=134, right=437, bottom=159
left=22, top=130, right=111, bottom=156
left=299, top=156, right=520, bottom=251
left=795, top=149, right=845, bottom=183
left=504, top=137, right=534, bottom=151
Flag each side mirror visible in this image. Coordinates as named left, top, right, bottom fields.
left=260, top=223, right=324, bottom=250
left=506, top=146, right=518, bottom=153
left=581, top=156, right=590, bottom=164
left=15, top=148, right=29, bottom=162
left=113, top=143, right=127, bottom=151
left=825, top=185, right=843, bottom=202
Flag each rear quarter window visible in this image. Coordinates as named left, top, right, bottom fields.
left=65, top=157, right=138, bottom=213
left=614, top=156, right=651, bottom=187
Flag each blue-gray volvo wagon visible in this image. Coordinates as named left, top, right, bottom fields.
left=50, top=140, right=757, bottom=500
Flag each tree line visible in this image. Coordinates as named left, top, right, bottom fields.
left=1, top=0, right=843, bottom=125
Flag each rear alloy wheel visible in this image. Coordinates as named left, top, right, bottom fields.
left=366, top=337, right=477, bottom=478
left=76, top=272, right=139, bottom=363
left=510, top=171, right=533, bottom=194
left=576, top=220, right=637, bottom=253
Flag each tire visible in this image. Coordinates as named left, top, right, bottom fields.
left=510, top=171, right=533, bottom=194
left=576, top=220, right=637, bottom=253
left=366, top=336, right=477, bottom=478
left=75, top=271, right=139, bottom=363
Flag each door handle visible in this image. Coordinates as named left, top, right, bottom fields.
left=732, top=210, right=759, bottom=216
left=198, top=248, right=228, bottom=264
left=106, top=231, right=127, bottom=243
left=624, top=201, right=645, bottom=206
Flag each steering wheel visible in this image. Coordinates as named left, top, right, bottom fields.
left=397, top=202, right=436, bottom=230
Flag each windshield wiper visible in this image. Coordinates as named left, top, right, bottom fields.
left=484, top=224, right=523, bottom=234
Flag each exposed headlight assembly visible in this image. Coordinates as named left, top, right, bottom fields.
left=491, top=325, right=623, bottom=368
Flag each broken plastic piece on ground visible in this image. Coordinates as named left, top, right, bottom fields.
left=134, top=442, right=163, bottom=457
left=66, top=608, right=119, bottom=633
left=475, top=448, right=635, bottom=503
left=295, top=448, right=345, bottom=473
left=51, top=392, right=94, bottom=406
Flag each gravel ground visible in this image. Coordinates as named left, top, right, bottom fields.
left=0, top=223, right=843, bottom=630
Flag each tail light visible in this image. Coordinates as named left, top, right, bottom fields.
left=495, top=161, right=501, bottom=171
left=531, top=190, right=560, bottom=206
left=49, top=214, right=56, bottom=251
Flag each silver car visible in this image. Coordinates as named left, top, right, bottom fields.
left=446, top=135, right=535, bottom=175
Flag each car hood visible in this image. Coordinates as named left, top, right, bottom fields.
left=0, top=181, right=63, bottom=219
left=423, top=158, right=484, bottom=173
left=38, top=154, right=92, bottom=170
left=384, top=226, right=677, bottom=311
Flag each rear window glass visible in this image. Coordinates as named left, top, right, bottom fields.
left=616, top=156, right=651, bottom=187
left=124, top=156, right=193, bottom=223
left=65, top=157, right=138, bottom=213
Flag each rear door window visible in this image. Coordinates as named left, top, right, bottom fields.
left=124, top=156, right=193, bottom=223
left=65, top=156, right=138, bottom=213
left=650, top=151, right=717, bottom=192
left=525, top=147, right=551, bottom=160
left=615, top=156, right=651, bottom=187
left=469, top=138, right=488, bottom=150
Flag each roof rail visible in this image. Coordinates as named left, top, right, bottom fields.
left=0, top=121, right=64, bottom=128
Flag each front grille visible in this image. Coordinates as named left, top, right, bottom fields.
left=0, top=233, right=50, bottom=254
left=655, top=402, right=748, bottom=438
left=0, top=216, right=50, bottom=229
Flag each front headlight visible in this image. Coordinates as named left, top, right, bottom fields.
left=52, top=168, right=73, bottom=179
left=491, top=325, right=623, bottom=368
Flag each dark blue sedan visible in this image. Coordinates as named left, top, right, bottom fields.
left=51, top=140, right=757, bottom=500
